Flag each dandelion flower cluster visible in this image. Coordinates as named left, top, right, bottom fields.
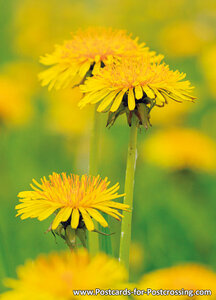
left=39, top=27, right=149, bottom=90
left=38, top=26, right=195, bottom=128
left=1, top=250, right=128, bottom=300
left=79, top=57, right=195, bottom=127
left=16, top=172, right=128, bottom=231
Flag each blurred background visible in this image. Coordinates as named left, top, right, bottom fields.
left=0, top=0, right=216, bottom=290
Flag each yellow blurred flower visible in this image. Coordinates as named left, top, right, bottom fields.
left=0, top=62, right=37, bottom=127
left=16, top=172, right=128, bottom=231
left=39, top=27, right=148, bottom=90
left=47, top=87, right=92, bottom=136
left=12, top=0, right=88, bottom=58
left=118, top=0, right=188, bottom=23
left=159, top=21, right=213, bottom=57
left=2, top=61, right=39, bottom=91
left=200, top=44, right=216, bottom=98
left=0, top=78, right=30, bottom=126
left=137, top=264, right=216, bottom=299
left=80, top=57, right=195, bottom=127
left=142, top=128, right=216, bottom=172
left=1, top=249, right=128, bottom=300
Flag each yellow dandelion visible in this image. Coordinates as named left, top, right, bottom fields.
left=79, top=57, right=195, bottom=127
left=16, top=172, right=128, bottom=232
left=1, top=249, right=128, bottom=300
left=137, top=264, right=216, bottom=299
left=38, top=27, right=153, bottom=90
left=142, top=128, right=216, bottom=172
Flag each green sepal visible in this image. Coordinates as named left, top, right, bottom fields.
left=65, top=226, right=76, bottom=248
left=106, top=104, right=126, bottom=128
left=135, top=103, right=152, bottom=129
left=76, top=228, right=87, bottom=248
left=54, top=223, right=65, bottom=239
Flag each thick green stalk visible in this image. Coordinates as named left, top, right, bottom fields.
left=119, top=115, right=138, bottom=270
left=88, top=106, right=101, bottom=255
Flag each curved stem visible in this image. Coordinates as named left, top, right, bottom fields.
left=119, top=115, right=138, bottom=270
left=88, top=105, right=101, bottom=255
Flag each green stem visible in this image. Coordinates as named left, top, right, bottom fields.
left=119, top=115, right=138, bottom=270
left=88, top=105, right=101, bottom=255
left=89, top=106, right=101, bottom=175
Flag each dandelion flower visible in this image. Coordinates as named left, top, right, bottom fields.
left=79, top=57, right=196, bottom=127
left=142, top=128, right=216, bottom=172
left=16, top=172, right=128, bottom=231
left=137, top=264, right=216, bottom=299
left=1, top=249, right=128, bottom=300
left=39, top=27, right=152, bottom=91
